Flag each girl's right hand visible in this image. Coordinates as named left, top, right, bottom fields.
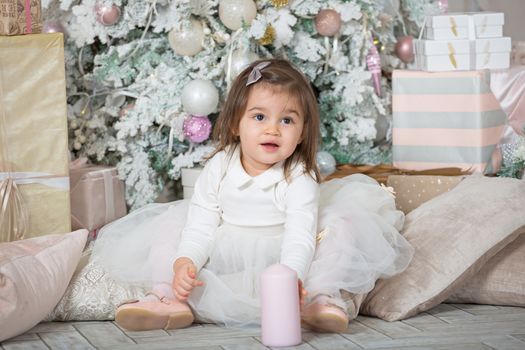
left=172, top=257, right=204, bottom=302
left=298, top=279, right=307, bottom=311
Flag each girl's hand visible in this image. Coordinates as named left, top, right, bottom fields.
left=172, top=257, right=204, bottom=302
left=298, top=279, right=307, bottom=311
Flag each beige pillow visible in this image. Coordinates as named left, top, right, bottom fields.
left=447, top=233, right=525, bottom=306
left=387, top=175, right=465, bottom=214
left=361, top=176, right=525, bottom=321
left=0, top=230, right=88, bottom=342
left=46, top=243, right=146, bottom=321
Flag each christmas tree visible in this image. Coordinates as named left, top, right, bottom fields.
left=41, top=0, right=440, bottom=209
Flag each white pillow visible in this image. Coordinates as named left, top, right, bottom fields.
left=0, top=230, right=88, bottom=342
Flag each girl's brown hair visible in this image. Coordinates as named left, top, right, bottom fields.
left=211, top=58, right=321, bottom=183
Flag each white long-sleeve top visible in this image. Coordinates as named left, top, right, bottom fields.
left=174, top=146, right=319, bottom=281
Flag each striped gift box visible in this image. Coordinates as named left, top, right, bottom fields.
left=392, top=70, right=506, bottom=173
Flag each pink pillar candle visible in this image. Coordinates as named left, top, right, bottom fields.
left=260, top=264, right=302, bottom=347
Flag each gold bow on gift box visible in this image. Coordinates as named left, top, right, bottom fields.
left=0, top=169, right=70, bottom=242
left=0, top=173, right=29, bottom=242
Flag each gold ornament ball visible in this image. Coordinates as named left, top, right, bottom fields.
left=314, top=9, right=342, bottom=37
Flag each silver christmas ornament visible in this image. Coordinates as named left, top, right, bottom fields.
left=317, top=151, right=337, bottom=176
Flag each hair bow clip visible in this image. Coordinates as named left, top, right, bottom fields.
left=246, top=61, right=272, bottom=86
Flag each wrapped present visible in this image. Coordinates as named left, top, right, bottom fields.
left=392, top=70, right=506, bottom=173
left=0, top=0, right=42, bottom=35
left=423, top=12, right=504, bottom=41
left=387, top=175, right=466, bottom=214
left=414, top=37, right=511, bottom=72
left=0, top=33, right=70, bottom=242
left=70, top=165, right=127, bottom=232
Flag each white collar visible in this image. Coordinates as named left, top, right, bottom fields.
left=226, top=145, right=285, bottom=190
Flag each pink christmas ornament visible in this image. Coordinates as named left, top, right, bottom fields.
left=42, top=21, right=65, bottom=34
left=366, top=45, right=382, bottom=97
left=314, top=9, right=341, bottom=37
left=95, top=3, right=121, bottom=26
left=438, top=0, right=449, bottom=13
left=183, top=115, right=212, bottom=143
left=394, top=35, right=414, bottom=64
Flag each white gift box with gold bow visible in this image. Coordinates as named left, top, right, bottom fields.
left=424, top=12, right=504, bottom=41
left=414, top=37, right=511, bottom=72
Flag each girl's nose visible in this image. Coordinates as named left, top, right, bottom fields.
left=265, top=124, right=280, bottom=136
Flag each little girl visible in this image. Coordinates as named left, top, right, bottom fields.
left=91, top=59, right=413, bottom=332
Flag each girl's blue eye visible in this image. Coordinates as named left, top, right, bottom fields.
left=254, top=114, right=265, bottom=121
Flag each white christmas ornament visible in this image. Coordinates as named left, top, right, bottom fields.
left=181, top=79, right=219, bottom=116
left=226, top=49, right=260, bottom=80
left=168, top=18, right=205, bottom=56
left=316, top=151, right=337, bottom=176
left=219, top=0, right=257, bottom=31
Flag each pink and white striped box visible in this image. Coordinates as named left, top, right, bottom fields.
left=392, top=70, right=506, bottom=173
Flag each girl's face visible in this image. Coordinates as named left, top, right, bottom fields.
left=237, top=85, right=304, bottom=176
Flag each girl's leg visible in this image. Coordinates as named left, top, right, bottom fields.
left=148, top=241, right=177, bottom=300
left=115, top=235, right=194, bottom=331
left=115, top=291, right=194, bottom=331
left=301, top=294, right=349, bottom=333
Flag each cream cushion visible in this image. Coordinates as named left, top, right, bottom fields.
left=0, top=230, right=88, bottom=342
left=447, top=233, right=525, bottom=306
left=361, top=176, right=525, bottom=321
left=46, top=242, right=146, bottom=321
left=387, top=175, right=465, bottom=214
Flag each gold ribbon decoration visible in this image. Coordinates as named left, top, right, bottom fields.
left=447, top=42, right=458, bottom=68
left=0, top=177, right=28, bottom=242
left=479, top=15, right=488, bottom=36
left=483, top=40, right=491, bottom=67
left=449, top=17, right=458, bottom=37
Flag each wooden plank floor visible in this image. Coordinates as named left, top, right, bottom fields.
left=2, top=304, right=525, bottom=350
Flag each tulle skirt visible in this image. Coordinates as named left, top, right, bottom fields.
left=91, top=174, right=413, bottom=327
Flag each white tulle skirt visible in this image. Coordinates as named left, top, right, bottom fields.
left=91, top=174, right=413, bottom=327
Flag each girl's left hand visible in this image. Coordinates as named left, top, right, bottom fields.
left=298, top=279, right=307, bottom=311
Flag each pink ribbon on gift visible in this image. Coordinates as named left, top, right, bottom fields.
left=24, top=0, right=32, bottom=33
